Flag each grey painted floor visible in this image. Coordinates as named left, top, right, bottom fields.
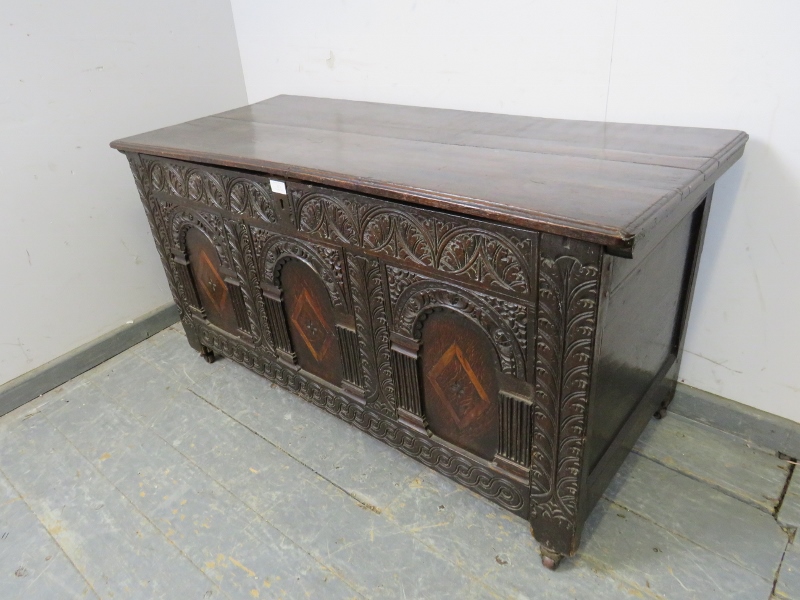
left=0, top=325, right=797, bottom=600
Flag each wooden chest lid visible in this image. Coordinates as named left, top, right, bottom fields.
left=111, top=95, right=747, bottom=257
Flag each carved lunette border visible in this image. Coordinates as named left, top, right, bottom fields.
left=142, top=157, right=279, bottom=224
left=198, top=326, right=529, bottom=517
left=291, top=184, right=533, bottom=297
left=529, top=234, right=601, bottom=554
left=387, top=266, right=528, bottom=379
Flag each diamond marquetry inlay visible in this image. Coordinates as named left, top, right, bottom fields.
left=290, top=288, right=333, bottom=361
left=195, top=250, right=228, bottom=313
left=428, top=342, right=490, bottom=427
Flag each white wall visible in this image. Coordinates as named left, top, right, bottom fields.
left=0, top=2, right=247, bottom=386
left=231, top=0, right=800, bottom=422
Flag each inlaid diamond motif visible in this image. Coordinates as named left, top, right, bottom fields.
left=195, top=250, right=228, bottom=313
left=428, top=343, right=489, bottom=427
left=290, top=288, right=333, bottom=361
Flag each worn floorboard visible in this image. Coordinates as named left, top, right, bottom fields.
left=774, top=538, right=800, bottom=599
left=633, top=413, right=789, bottom=513
left=0, top=326, right=794, bottom=600
left=0, top=470, right=96, bottom=600
left=603, top=453, right=786, bottom=581
left=777, top=469, right=800, bottom=530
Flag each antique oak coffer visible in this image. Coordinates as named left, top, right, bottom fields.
left=111, top=96, right=747, bottom=568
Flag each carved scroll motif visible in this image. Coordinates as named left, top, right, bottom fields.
left=143, top=158, right=278, bottom=224
left=292, top=188, right=531, bottom=295
left=530, top=238, right=601, bottom=538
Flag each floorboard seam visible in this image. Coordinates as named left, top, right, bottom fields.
left=99, top=387, right=370, bottom=600
left=601, top=497, right=779, bottom=583
left=182, top=389, right=505, bottom=600
left=0, top=463, right=100, bottom=599
left=574, top=552, right=663, bottom=600
left=187, top=389, right=386, bottom=513
left=774, top=460, right=797, bottom=521
left=182, top=382, right=683, bottom=599
left=770, top=537, right=792, bottom=599
left=37, top=409, right=232, bottom=600
left=630, top=447, right=776, bottom=515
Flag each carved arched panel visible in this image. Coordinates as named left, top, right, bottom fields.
left=279, top=259, right=343, bottom=386
left=257, top=234, right=348, bottom=313
left=388, top=267, right=526, bottom=379
left=185, top=227, right=240, bottom=335
left=420, top=310, right=500, bottom=461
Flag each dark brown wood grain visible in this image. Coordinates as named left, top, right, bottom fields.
left=421, top=310, right=500, bottom=461
left=280, top=259, right=343, bottom=386
left=185, top=227, right=240, bottom=336
left=115, top=100, right=746, bottom=570
left=111, top=96, right=747, bottom=255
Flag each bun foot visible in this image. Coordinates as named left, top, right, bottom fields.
left=654, top=406, right=668, bottom=419
left=200, top=346, right=215, bottom=364
left=539, top=545, right=564, bottom=570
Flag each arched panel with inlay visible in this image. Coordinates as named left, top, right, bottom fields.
left=280, top=259, right=343, bottom=386
left=185, top=227, right=240, bottom=336
left=420, top=310, right=500, bottom=461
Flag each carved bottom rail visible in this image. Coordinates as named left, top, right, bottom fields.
left=198, top=325, right=529, bottom=517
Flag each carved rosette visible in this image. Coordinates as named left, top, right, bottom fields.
left=291, top=186, right=532, bottom=295
left=530, top=235, right=601, bottom=554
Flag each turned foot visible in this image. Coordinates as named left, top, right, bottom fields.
left=539, top=545, right=564, bottom=570
left=200, top=346, right=215, bottom=364
left=653, top=405, right=668, bottom=419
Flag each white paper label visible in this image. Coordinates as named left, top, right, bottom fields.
left=269, top=180, right=287, bottom=195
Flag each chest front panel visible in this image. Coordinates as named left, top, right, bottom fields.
left=127, top=154, right=601, bottom=529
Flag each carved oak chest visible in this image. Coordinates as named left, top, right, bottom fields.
left=111, top=96, right=747, bottom=568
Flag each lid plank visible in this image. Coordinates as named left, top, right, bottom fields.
left=111, top=95, right=747, bottom=255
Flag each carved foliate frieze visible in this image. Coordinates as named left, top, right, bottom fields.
left=387, top=266, right=527, bottom=378
left=142, top=158, right=278, bottom=224
left=346, top=255, right=396, bottom=416
left=530, top=236, right=601, bottom=544
left=292, top=186, right=532, bottom=295
left=198, top=327, right=527, bottom=516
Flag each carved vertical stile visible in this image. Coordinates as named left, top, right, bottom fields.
left=171, top=253, right=202, bottom=312
left=498, top=392, right=533, bottom=469
left=391, top=340, right=426, bottom=433
left=347, top=254, right=396, bottom=416
left=225, top=279, right=251, bottom=336
left=337, top=326, right=364, bottom=392
left=223, top=219, right=272, bottom=348
left=262, top=283, right=296, bottom=364
left=529, top=234, right=601, bottom=556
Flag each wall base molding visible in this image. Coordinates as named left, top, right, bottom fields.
left=0, top=303, right=179, bottom=418
left=671, top=383, right=800, bottom=459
